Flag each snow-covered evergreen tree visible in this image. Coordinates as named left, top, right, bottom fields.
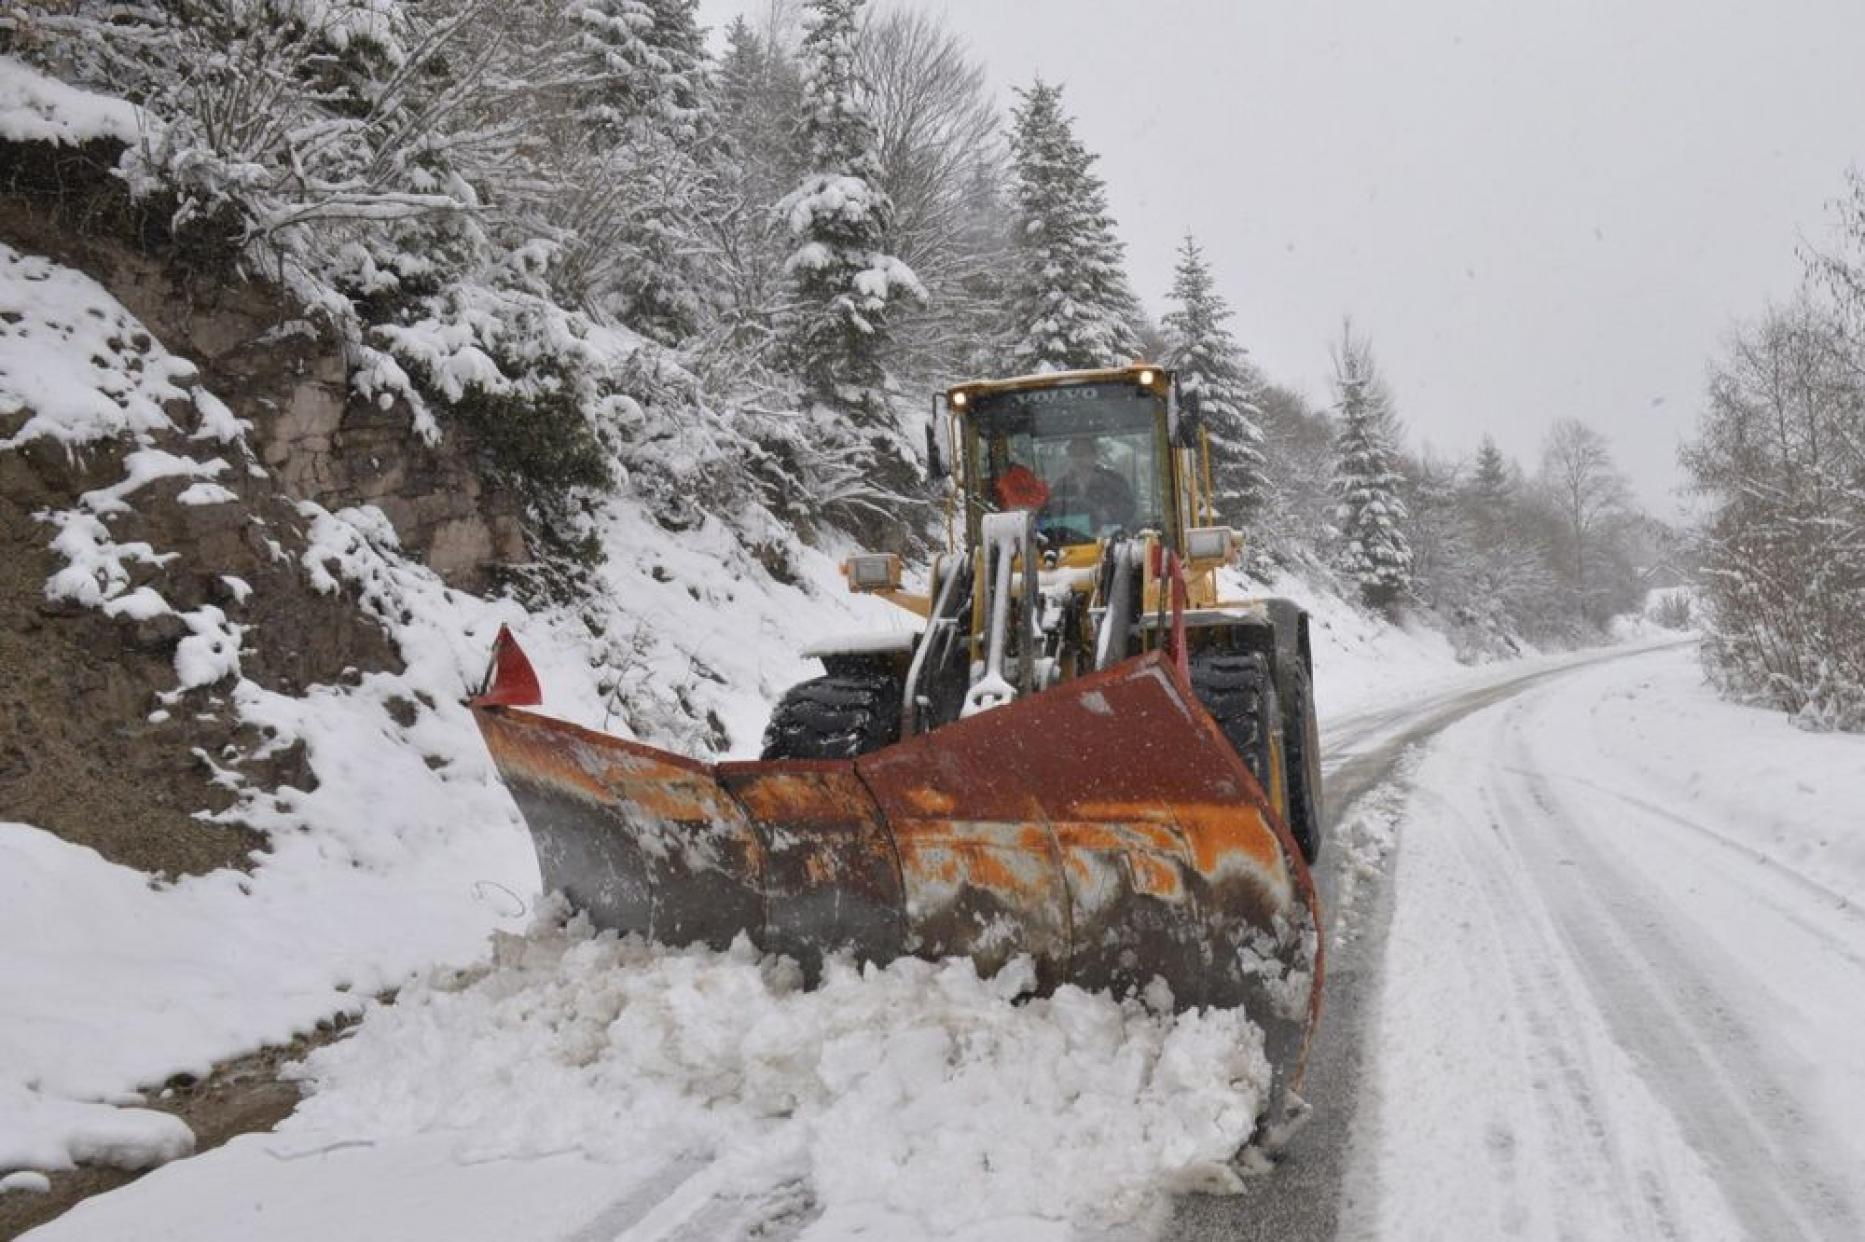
left=1466, top=434, right=1514, bottom=551
left=1005, top=79, right=1142, bottom=373
left=1331, top=334, right=1413, bottom=611
left=572, top=0, right=720, bottom=344
left=778, top=0, right=924, bottom=413
left=706, top=19, right=803, bottom=350
left=1162, top=234, right=1267, bottom=528
left=1399, top=454, right=1466, bottom=609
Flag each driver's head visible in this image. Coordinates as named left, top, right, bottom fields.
left=1067, top=438, right=1098, bottom=470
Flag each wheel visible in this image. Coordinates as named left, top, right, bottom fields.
left=1277, top=660, right=1324, bottom=863
left=760, top=672, right=902, bottom=760
left=1187, top=650, right=1275, bottom=793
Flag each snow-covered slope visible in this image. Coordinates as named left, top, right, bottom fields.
left=0, top=239, right=898, bottom=1180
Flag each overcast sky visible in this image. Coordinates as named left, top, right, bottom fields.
left=697, top=0, right=1865, bottom=514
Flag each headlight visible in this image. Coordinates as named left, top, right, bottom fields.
left=845, top=553, right=902, bottom=592
left=1185, top=527, right=1236, bottom=563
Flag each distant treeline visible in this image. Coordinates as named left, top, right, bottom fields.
left=5, top=0, right=1667, bottom=646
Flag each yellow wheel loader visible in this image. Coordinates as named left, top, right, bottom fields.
left=471, top=365, right=1324, bottom=1139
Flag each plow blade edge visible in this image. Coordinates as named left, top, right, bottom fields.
left=473, top=647, right=1321, bottom=1091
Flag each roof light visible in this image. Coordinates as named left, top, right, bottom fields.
left=1138, top=369, right=1157, bottom=387
left=951, top=391, right=969, bottom=409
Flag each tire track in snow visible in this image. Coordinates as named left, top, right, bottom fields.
left=1393, top=746, right=1715, bottom=1241
left=1488, top=689, right=1865, bottom=1242
left=1174, top=641, right=1694, bottom=1241
left=1510, top=769, right=1865, bottom=973
left=1373, top=655, right=1865, bottom=1241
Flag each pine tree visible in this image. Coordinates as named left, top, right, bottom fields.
left=1162, top=234, right=1267, bottom=528
left=1005, top=79, right=1143, bottom=372
left=1400, top=455, right=1465, bottom=609
left=778, top=0, right=924, bottom=413
left=717, top=17, right=771, bottom=138
left=573, top=0, right=720, bottom=344
left=710, top=18, right=805, bottom=346
left=1331, top=333, right=1413, bottom=611
left=639, top=0, right=713, bottom=144
left=576, top=1, right=662, bottom=142
left=1465, top=435, right=1514, bottom=552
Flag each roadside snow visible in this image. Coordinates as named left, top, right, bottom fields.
left=35, top=905, right=1270, bottom=1242
left=1324, top=769, right=1408, bottom=950
left=1222, top=566, right=1475, bottom=721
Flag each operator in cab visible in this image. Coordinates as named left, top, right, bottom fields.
left=1046, top=437, right=1135, bottom=531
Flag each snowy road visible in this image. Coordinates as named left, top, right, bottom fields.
left=1173, top=640, right=1701, bottom=1240
left=1360, top=643, right=1865, bottom=1241
left=1182, top=639, right=1865, bottom=1241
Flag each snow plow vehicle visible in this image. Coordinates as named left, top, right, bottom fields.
left=471, top=364, right=1324, bottom=1134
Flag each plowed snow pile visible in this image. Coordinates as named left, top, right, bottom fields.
left=40, top=902, right=1270, bottom=1241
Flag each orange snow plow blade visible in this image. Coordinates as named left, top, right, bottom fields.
left=471, top=629, right=1321, bottom=1088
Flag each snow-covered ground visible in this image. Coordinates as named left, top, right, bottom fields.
left=8, top=161, right=1773, bottom=1239
left=22, top=910, right=1278, bottom=1242
left=1, top=229, right=1479, bottom=1236
left=0, top=240, right=899, bottom=1184
left=1363, top=643, right=1865, bottom=1241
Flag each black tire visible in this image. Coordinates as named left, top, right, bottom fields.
left=1278, top=660, right=1324, bottom=863
left=1188, top=651, right=1275, bottom=793
left=760, top=673, right=902, bottom=760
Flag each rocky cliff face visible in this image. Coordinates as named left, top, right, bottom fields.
left=0, top=155, right=526, bottom=877
left=1, top=186, right=527, bottom=595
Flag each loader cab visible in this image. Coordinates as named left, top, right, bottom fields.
left=951, top=368, right=1181, bottom=552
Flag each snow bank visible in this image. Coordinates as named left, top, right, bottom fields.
left=1223, top=564, right=1467, bottom=719
left=0, top=54, right=145, bottom=148
left=0, top=1170, right=54, bottom=1196
left=1579, top=645, right=1865, bottom=903
left=307, top=908, right=1269, bottom=1234
left=36, top=905, right=1270, bottom=1242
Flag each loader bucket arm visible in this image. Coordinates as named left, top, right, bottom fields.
left=473, top=638, right=1323, bottom=1105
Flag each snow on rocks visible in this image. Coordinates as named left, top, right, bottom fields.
left=3, top=243, right=259, bottom=692
left=0, top=245, right=212, bottom=450
left=0, top=240, right=917, bottom=1195
left=0, top=1170, right=53, bottom=1196
left=40, top=449, right=248, bottom=690
left=0, top=54, right=146, bottom=148
left=0, top=1080, right=195, bottom=1176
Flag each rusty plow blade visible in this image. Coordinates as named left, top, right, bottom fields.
left=472, top=635, right=1322, bottom=1098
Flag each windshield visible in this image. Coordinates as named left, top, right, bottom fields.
left=972, top=383, right=1166, bottom=545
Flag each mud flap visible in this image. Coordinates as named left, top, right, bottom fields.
left=474, top=644, right=1323, bottom=1105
